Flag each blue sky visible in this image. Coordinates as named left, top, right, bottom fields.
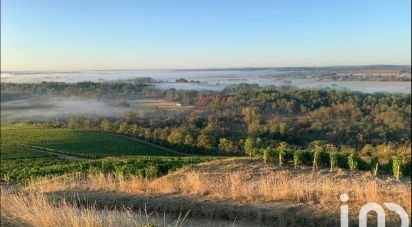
left=1, top=0, right=411, bottom=70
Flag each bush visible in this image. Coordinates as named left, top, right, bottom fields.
left=312, top=150, right=321, bottom=170
left=357, top=157, right=369, bottom=171
left=278, top=149, right=286, bottom=167
left=293, top=150, right=303, bottom=169
left=262, top=147, right=271, bottom=164
left=284, top=149, right=294, bottom=163
left=402, top=160, right=411, bottom=176
left=391, top=156, right=402, bottom=180
left=336, top=153, right=348, bottom=168
left=370, top=156, right=379, bottom=177
left=329, top=152, right=337, bottom=171
left=144, top=165, right=159, bottom=179
left=348, top=153, right=358, bottom=171
left=300, top=150, right=313, bottom=165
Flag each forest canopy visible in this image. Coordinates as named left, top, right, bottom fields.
left=1, top=81, right=411, bottom=162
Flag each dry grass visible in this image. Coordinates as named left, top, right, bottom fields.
left=27, top=159, right=411, bottom=217
left=1, top=189, right=189, bottom=227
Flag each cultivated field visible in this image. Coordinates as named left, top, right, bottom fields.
left=1, top=124, right=179, bottom=158
left=0, top=124, right=214, bottom=183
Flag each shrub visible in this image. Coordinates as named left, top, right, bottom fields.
left=319, top=151, right=329, bottom=167
left=402, top=160, right=411, bottom=176
left=329, top=152, right=337, bottom=172
left=336, top=154, right=348, bottom=168
left=101, top=161, right=115, bottom=173
left=145, top=165, right=159, bottom=179
left=277, top=142, right=288, bottom=167
left=391, top=156, right=402, bottom=180
left=348, top=153, right=358, bottom=171
left=312, top=150, right=321, bottom=170
left=278, top=149, right=286, bottom=167
left=357, top=158, right=369, bottom=171
left=262, top=147, right=270, bottom=164
left=370, top=156, right=379, bottom=177
left=300, top=150, right=313, bottom=165
left=293, top=150, right=303, bottom=169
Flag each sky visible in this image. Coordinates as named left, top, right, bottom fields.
left=1, top=0, right=411, bottom=71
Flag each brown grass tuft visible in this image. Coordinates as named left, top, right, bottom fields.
left=27, top=166, right=411, bottom=217
left=0, top=189, right=169, bottom=227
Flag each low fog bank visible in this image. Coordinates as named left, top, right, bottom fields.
left=1, top=98, right=131, bottom=122
left=2, top=69, right=411, bottom=94
left=0, top=69, right=270, bottom=83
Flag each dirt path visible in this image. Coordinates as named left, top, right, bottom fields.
left=104, top=132, right=189, bottom=156
left=12, top=145, right=93, bottom=161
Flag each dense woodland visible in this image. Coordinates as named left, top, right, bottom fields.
left=2, top=81, right=411, bottom=169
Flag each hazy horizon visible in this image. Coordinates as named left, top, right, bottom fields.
left=2, top=64, right=411, bottom=73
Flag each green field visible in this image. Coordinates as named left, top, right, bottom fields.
left=0, top=145, right=215, bottom=183
left=0, top=124, right=217, bottom=182
left=1, top=144, right=212, bottom=182
left=1, top=144, right=87, bottom=182
left=1, top=124, right=178, bottom=158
